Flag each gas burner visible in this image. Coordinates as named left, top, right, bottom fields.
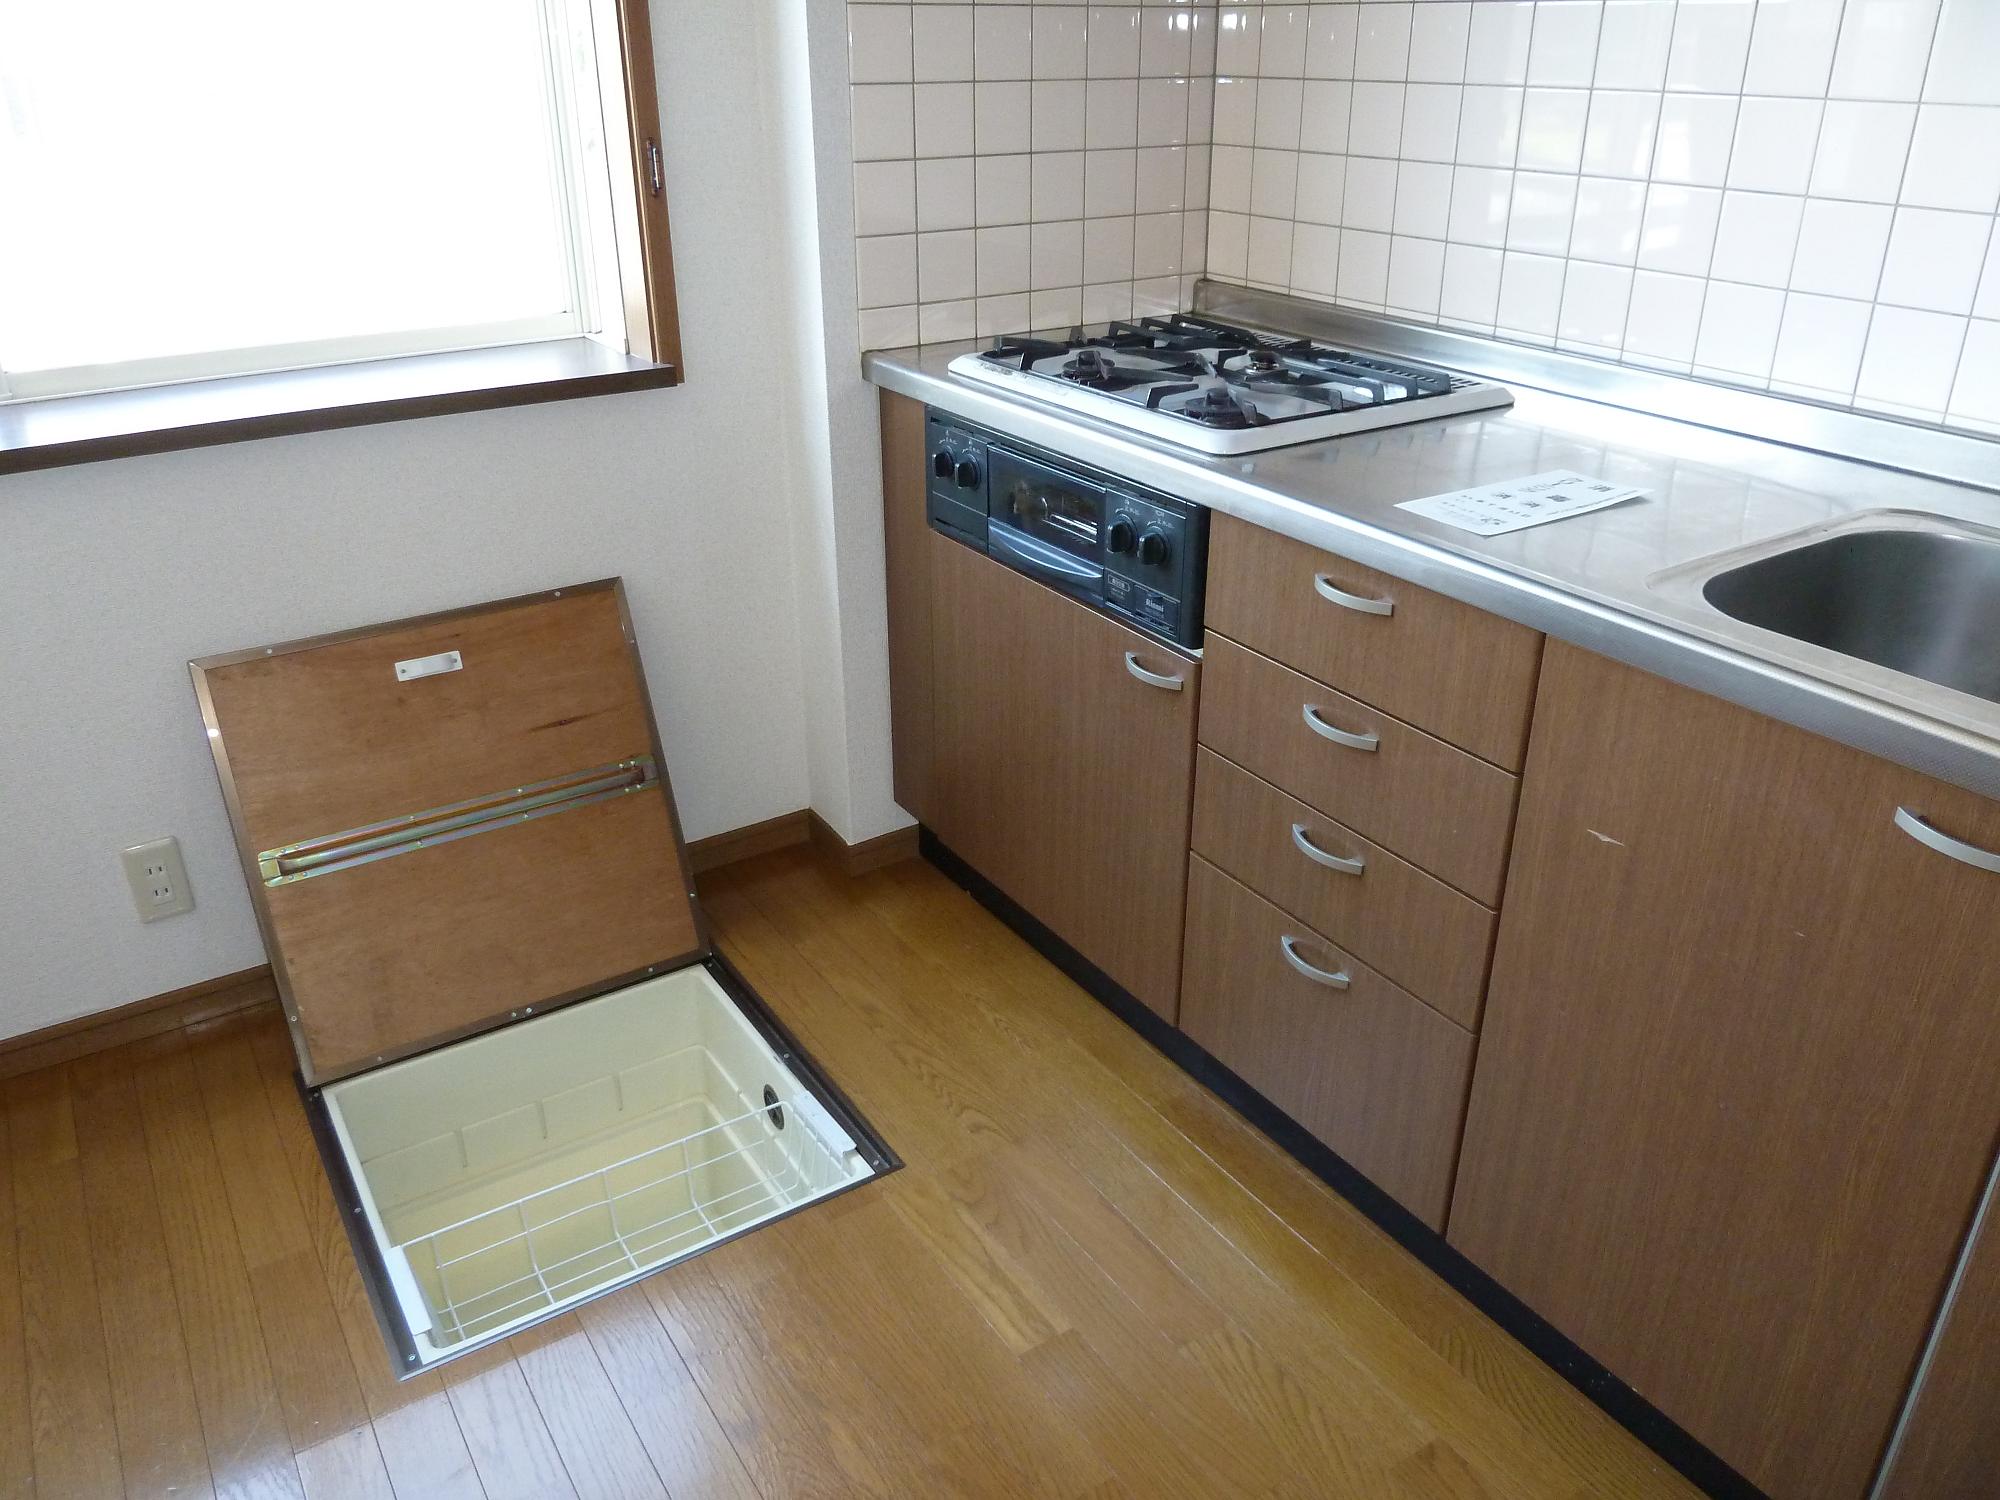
left=1217, top=349, right=1340, bottom=394
left=1171, top=385, right=1263, bottom=428
left=1061, top=348, right=1123, bottom=387
left=948, top=314, right=1514, bottom=454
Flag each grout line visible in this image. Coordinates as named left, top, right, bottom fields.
left=1850, top=0, right=1948, bottom=419
left=1425, top=2, right=1476, bottom=323
left=1613, top=0, right=1685, bottom=362
left=1756, top=0, right=1847, bottom=394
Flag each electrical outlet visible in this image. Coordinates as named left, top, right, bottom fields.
left=121, top=837, right=194, bottom=922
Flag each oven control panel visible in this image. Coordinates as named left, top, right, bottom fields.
left=925, top=409, right=1206, bottom=649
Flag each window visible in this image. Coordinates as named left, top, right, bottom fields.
left=0, top=0, right=678, bottom=404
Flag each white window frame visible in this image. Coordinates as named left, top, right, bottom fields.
left=0, top=0, right=678, bottom=407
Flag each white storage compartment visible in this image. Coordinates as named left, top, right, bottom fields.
left=323, top=965, right=876, bottom=1368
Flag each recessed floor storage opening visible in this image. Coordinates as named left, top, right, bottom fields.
left=317, top=961, right=890, bottom=1371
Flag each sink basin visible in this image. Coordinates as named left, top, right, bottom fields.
left=1702, top=528, right=2000, bottom=707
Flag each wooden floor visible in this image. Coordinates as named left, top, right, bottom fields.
left=0, top=846, right=1703, bottom=1500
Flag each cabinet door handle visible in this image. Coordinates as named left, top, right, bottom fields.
left=1894, top=807, right=2000, bottom=873
left=1314, top=573, right=1395, bottom=616
left=1302, top=703, right=1379, bottom=751
left=1124, top=652, right=1185, bottom=692
left=1280, top=934, right=1351, bottom=989
left=1291, top=823, right=1365, bottom=875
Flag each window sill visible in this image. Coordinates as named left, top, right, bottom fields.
left=0, top=339, right=679, bottom=477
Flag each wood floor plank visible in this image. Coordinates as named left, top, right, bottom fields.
left=643, top=1255, right=888, bottom=1500
left=0, top=1095, right=35, bottom=1500
left=877, top=1166, right=1069, bottom=1358
left=367, top=1390, right=485, bottom=1500
left=443, top=1351, right=577, bottom=1500
left=575, top=1286, right=763, bottom=1500
left=7, top=1066, right=125, bottom=1500
left=241, top=1013, right=444, bottom=1416
left=294, top=1426, right=395, bottom=1500
left=186, top=1020, right=369, bottom=1453
left=778, top=1189, right=1114, bottom=1499
left=69, top=1046, right=214, bottom=1500
left=507, top=1314, right=667, bottom=1500
left=131, top=1030, right=305, bottom=1500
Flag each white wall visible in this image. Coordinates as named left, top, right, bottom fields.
left=776, top=0, right=914, bottom=846
left=0, top=0, right=831, bottom=1038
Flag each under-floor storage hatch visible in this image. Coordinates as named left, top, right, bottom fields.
left=191, top=580, right=893, bottom=1372
left=193, top=580, right=705, bottom=1084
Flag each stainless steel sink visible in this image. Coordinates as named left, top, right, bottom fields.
left=1701, top=526, right=2000, bottom=707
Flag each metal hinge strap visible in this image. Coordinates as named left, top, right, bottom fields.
left=257, top=757, right=656, bottom=886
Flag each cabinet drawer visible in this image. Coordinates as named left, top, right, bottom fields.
left=1200, top=635, right=1518, bottom=904
left=1180, top=857, right=1475, bottom=1229
left=1205, top=513, right=1542, bottom=770
left=1191, top=748, right=1495, bottom=1029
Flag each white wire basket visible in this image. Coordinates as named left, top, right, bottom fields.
left=321, top=966, right=875, bottom=1367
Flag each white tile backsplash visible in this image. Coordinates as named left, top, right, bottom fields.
left=1198, top=0, right=2000, bottom=431
left=852, top=3, right=1215, bottom=341
left=848, top=0, right=2000, bottom=438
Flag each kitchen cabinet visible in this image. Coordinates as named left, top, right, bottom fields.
left=1875, top=1169, right=2000, bottom=1499
left=926, top=528, right=1201, bottom=1022
left=1449, top=641, right=2000, bottom=1500
left=1180, top=857, right=1476, bottom=1229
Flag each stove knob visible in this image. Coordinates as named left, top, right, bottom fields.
left=954, top=457, right=982, bottom=490
left=1106, top=515, right=1137, bottom=554
left=1136, top=528, right=1171, bottom=567
left=932, top=449, right=954, bottom=479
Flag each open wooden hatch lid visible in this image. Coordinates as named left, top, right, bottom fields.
left=192, top=580, right=707, bottom=1085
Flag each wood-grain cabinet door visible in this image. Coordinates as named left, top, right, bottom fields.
left=1448, top=641, right=2000, bottom=1500
left=1876, top=1178, right=2000, bottom=1500
left=928, top=531, right=1200, bottom=1021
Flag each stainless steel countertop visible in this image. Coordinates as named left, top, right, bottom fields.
left=864, top=338, right=2000, bottom=801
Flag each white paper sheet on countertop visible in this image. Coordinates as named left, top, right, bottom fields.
left=1396, top=470, right=1647, bottom=537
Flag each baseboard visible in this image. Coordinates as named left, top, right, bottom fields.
left=919, top=827, right=1770, bottom=1500
left=0, top=966, right=279, bottom=1083
left=809, top=811, right=921, bottom=876
left=686, top=809, right=812, bottom=873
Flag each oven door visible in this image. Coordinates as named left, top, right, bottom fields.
left=986, top=446, right=1106, bottom=600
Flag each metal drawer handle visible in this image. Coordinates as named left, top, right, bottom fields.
left=1302, top=703, right=1379, bottom=752
left=1280, top=934, right=1351, bottom=989
left=1894, top=807, right=2000, bottom=873
left=1291, top=823, right=1365, bottom=875
left=1124, top=652, right=1185, bottom=691
left=1314, top=573, right=1395, bottom=616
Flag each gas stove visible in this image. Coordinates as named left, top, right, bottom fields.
left=947, top=314, right=1513, bottom=455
